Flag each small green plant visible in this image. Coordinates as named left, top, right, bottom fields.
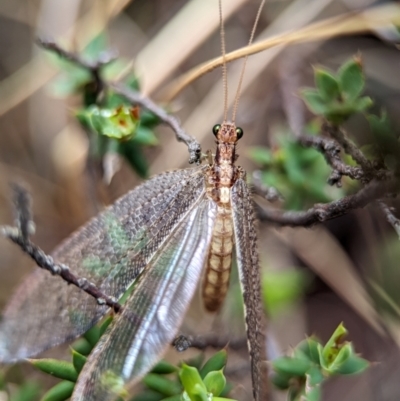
left=247, top=133, right=345, bottom=210
left=271, top=323, right=369, bottom=401
left=28, top=316, right=234, bottom=401
left=301, top=55, right=372, bottom=125
left=48, top=34, right=160, bottom=179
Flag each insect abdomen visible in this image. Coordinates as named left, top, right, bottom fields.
left=202, top=204, right=233, bottom=312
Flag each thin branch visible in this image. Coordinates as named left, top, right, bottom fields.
left=251, top=170, right=282, bottom=202
left=38, top=38, right=118, bottom=103
left=298, top=134, right=365, bottom=186
left=173, top=334, right=247, bottom=352
left=37, top=39, right=202, bottom=165
left=378, top=200, right=400, bottom=238
left=257, top=178, right=399, bottom=226
left=323, top=122, right=373, bottom=177
left=37, top=38, right=118, bottom=71
left=1, top=184, right=122, bottom=313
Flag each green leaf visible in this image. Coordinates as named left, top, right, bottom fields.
left=354, top=96, right=373, bottom=112
left=246, top=147, right=272, bottom=166
left=179, top=364, right=207, bottom=401
left=270, top=372, right=292, bottom=389
left=320, top=323, right=348, bottom=368
left=119, top=141, right=149, bottom=178
left=306, top=366, right=325, bottom=386
left=199, top=350, right=227, bottom=378
left=338, top=56, right=364, bottom=101
left=99, top=316, right=113, bottom=337
left=315, top=68, right=340, bottom=102
left=133, top=126, right=159, bottom=146
left=83, top=33, right=108, bottom=62
left=327, top=343, right=369, bottom=375
left=50, top=69, right=91, bottom=98
left=140, top=110, right=160, bottom=128
left=29, top=359, right=78, bottom=382
left=40, top=381, right=75, bottom=401
left=71, top=338, right=92, bottom=356
left=327, top=342, right=352, bottom=373
left=303, top=385, right=321, bottom=401
left=86, top=105, right=140, bottom=141
left=84, top=324, right=102, bottom=347
left=272, top=356, right=311, bottom=377
left=203, top=370, right=226, bottom=396
left=294, top=338, right=320, bottom=364
left=72, top=349, right=87, bottom=374
left=143, top=374, right=181, bottom=397
left=300, top=89, right=328, bottom=115
left=151, top=360, right=178, bottom=375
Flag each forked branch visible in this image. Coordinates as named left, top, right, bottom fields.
left=257, top=178, right=399, bottom=226
left=0, top=184, right=123, bottom=313
left=37, top=39, right=202, bottom=165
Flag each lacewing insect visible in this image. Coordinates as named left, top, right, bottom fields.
left=0, top=1, right=266, bottom=400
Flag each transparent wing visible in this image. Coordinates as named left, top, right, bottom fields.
left=231, top=178, right=265, bottom=401
left=72, top=198, right=217, bottom=401
left=0, top=167, right=206, bottom=362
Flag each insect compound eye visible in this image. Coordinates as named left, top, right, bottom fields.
left=212, top=124, right=221, bottom=137
left=236, top=127, right=244, bottom=139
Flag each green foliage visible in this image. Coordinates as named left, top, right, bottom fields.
left=271, top=323, right=369, bottom=401
left=28, top=359, right=78, bottom=382
left=134, top=351, right=233, bottom=401
left=27, top=316, right=234, bottom=401
left=47, top=33, right=160, bottom=179
left=247, top=132, right=344, bottom=210
left=301, top=56, right=372, bottom=124
left=40, top=381, right=75, bottom=401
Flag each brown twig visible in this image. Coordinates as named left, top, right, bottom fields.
left=251, top=170, right=282, bottom=202
left=298, top=134, right=365, bottom=186
left=173, top=334, right=247, bottom=352
left=37, top=38, right=118, bottom=70
left=0, top=184, right=122, bottom=313
left=257, top=178, right=399, bottom=226
left=37, top=39, right=202, bottom=165
left=323, top=122, right=374, bottom=177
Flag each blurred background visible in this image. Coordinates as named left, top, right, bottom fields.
left=1, top=0, right=400, bottom=400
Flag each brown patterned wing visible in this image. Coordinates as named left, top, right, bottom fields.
left=0, top=167, right=206, bottom=362
left=231, top=177, right=266, bottom=401
left=72, top=198, right=217, bottom=401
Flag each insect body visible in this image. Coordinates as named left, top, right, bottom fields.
left=203, top=123, right=243, bottom=311
left=0, top=122, right=263, bottom=401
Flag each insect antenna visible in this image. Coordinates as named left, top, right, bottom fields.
left=231, top=0, right=266, bottom=124
left=219, top=0, right=229, bottom=123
